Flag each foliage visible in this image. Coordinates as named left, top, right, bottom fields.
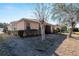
left=18, top=30, right=24, bottom=38
left=0, top=23, right=8, bottom=33
left=0, top=23, right=4, bottom=28
left=3, top=27, right=8, bottom=33
left=52, top=4, right=79, bottom=26
left=61, top=25, right=67, bottom=32
left=53, top=28, right=60, bottom=33
left=0, top=23, right=8, bottom=28
left=34, top=3, right=51, bottom=22
left=51, top=3, right=79, bottom=37
left=73, top=28, right=79, bottom=32
left=33, top=3, right=51, bottom=40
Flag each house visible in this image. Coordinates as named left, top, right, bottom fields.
left=0, top=28, right=4, bottom=34
left=7, top=18, right=58, bottom=37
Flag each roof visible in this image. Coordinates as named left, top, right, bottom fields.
left=9, top=18, right=60, bottom=26
left=21, top=18, right=39, bottom=23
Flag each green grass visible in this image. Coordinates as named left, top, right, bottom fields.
left=0, top=35, right=6, bottom=44
left=60, top=33, right=68, bottom=36
left=73, top=32, right=79, bottom=35
left=0, top=33, right=8, bottom=44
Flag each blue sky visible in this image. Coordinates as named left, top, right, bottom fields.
left=0, top=3, right=35, bottom=23
left=0, top=3, right=57, bottom=25
left=0, top=3, right=79, bottom=27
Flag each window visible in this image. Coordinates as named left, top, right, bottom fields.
left=27, top=23, right=30, bottom=30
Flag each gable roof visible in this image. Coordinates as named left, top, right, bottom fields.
left=18, top=18, right=40, bottom=23
left=9, top=18, right=60, bottom=27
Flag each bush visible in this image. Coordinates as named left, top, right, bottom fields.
left=61, top=26, right=67, bottom=32
left=53, top=28, right=60, bottom=33
left=73, top=28, right=79, bottom=32
left=3, top=27, right=8, bottom=33
left=18, top=30, right=24, bottom=37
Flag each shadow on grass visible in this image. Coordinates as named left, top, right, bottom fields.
left=0, top=33, right=67, bottom=56
left=47, top=34, right=67, bottom=56
left=34, top=34, right=67, bottom=56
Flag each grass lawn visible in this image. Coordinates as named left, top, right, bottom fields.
left=0, top=33, right=6, bottom=43
left=61, top=33, right=68, bottom=35
left=61, top=32, right=79, bottom=37
left=0, top=33, right=67, bottom=56
left=1, top=32, right=79, bottom=56
left=73, top=32, right=79, bottom=35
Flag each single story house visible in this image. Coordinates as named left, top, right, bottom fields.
left=0, top=28, right=4, bottom=34
left=7, top=18, right=59, bottom=37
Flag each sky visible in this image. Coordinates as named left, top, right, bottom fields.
left=0, top=3, right=35, bottom=23
left=0, top=3, right=57, bottom=25
left=0, top=3, right=79, bottom=27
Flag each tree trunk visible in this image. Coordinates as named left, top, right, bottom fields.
left=67, top=28, right=73, bottom=38
left=67, top=23, right=75, bottom=38
left=40, top=23, right=45, bottom=40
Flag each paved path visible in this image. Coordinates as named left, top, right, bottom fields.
left=55, top=34, right=79, bottom=56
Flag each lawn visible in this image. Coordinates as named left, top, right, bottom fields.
left=0, top=33, right=7, bottom=43
left=0, top=33, right=79, bottom=56
left=0, top=33, right=11, bottom=56
left=73, top=32, right=79, bottom=35
left=0, top=34, right=67, bottom=56
left=61, top=33, right=68, bottom=35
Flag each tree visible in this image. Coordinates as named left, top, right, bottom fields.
left=0, top=23, right=4, bottom=28
left=3, top=23, right=8, bottom=33
left=51, top=3, right=79, bottom=38
left=0, top=23, right=8, bottom=33
left=33, top=3, right=51, bottom=40
left=3, top=26, right=8, bottom=33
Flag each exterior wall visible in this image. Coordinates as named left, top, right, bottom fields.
left=8, top=19, right=59, bottom=36
left=8, top=20, right=40, bottom=31
left=7, top=25, right=12, bottom=31
left=30, top=22, right=39, bottom=30
left=16, top=20, right=25, bottom=30
left=8, top=23, right=16, bottom=31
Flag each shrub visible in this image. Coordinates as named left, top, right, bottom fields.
left=61, top=26, right=67, bottom=32
left=3, top=27, right=8, bottom=33
left=18, top=30, right=24, bottom=37
left=73, top=28, right=79, bottom=32
left=53, top=28, right=60, bottom=33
